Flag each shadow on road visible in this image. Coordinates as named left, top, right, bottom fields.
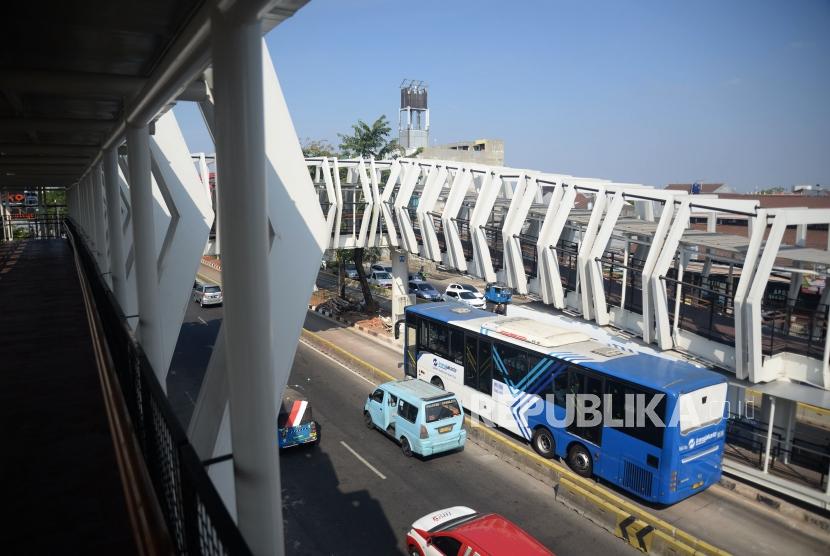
left=280, top=443, right=401, bottom=555
left=167, top=306, right=223, bottom=427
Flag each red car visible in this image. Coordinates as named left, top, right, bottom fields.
left=406, top=506, right=554, bottom=556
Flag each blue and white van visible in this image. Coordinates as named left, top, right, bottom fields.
left=363, top=379, right=466, bottom=457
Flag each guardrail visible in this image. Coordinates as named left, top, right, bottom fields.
left=66, top=219, right=252, bottom=556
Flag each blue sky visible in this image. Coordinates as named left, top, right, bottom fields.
left=176, top=0, right=830, bottom=191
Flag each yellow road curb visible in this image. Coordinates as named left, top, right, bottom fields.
left=299, top=327, right=730, bottom=555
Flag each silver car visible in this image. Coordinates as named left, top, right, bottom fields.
left=193, top=282, right=223, bottom=307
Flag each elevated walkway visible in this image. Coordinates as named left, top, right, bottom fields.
left=0, top=239, right=137, bottom=553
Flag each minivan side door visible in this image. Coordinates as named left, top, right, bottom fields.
left=367, top=388, right=385, bottom=427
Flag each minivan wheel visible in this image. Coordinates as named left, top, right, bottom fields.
left=363, top=411, right=373, bottom=429
left=568, top=444, right=593, bottom=478
left=531, top=428, right=556, bottom=459
left=430, top=377, right=444, bottom=390
left=401, top=437, right=413, bottom=457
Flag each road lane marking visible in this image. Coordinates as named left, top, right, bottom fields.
left=298, top=337, right=378, bottom=386
left=340, top=441, right=386, bottom=480
left=197, top=317, right=207, bottom=326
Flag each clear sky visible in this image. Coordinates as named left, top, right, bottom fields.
left=176, top=0, right=830, bottom=191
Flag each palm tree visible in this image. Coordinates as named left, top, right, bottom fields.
left=338, top=115, right=402, bottom=160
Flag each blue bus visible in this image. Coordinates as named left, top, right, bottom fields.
left=402, top=302, right=728, bottom=504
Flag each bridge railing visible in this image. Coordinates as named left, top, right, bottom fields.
left=65, top=218, right=252, bottom=556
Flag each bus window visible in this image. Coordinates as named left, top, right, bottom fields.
left=527, top=352, right=542, bottom=376
left=449, top=329, right=464, bottom=365
left=495, top=343, right=528, bottom=385
left=478, top=340, right=493, bottom=395
left=419, top=318, right=429, bottom=351
left=463, top=335, right=477, bottom=389
left=428, top=321, right=449, bottom=358
left=552, top=371, right=568, bottom=407
left=606, top=380, right=666, bottom=449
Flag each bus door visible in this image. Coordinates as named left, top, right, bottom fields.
left=566, top=370, right=603, bottom=447
left=463, top=336, right=494, bottom=423
left=405, top=320, right=417, bottom=378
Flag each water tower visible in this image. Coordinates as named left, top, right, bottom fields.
left=399, top=79, right=429, bottom=151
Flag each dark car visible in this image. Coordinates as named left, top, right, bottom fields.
left=409, top=281, right=442, bottom=301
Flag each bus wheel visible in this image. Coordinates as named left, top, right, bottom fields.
left=364, top=411, right=374, bottom=429
left=401, top=437, right=413, bottom=457
left=531, top=428, right=555, bottom=459
left=430, top=377, right=444, bottom=390
left=568, top=444, right=593, bottom=478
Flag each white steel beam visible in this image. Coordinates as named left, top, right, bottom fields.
left=126, top=124, right=165, bottom=382
left=469, top=171, right=501, bottom=283
left=442, top=166, right=472, bottom=272
left=651, top=199, right=691, bottom=350
left=393, top=161, right=420, bottom=254
left=212, top=13, right=279, bottom=555
left=577, top=187, right=608, bottom=320
left=588, top=191, right=626, bottom=325
left=103, top=146, right=127, bottom=310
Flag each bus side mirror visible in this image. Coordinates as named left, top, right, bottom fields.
left=394, top=319, right=405, bottom=340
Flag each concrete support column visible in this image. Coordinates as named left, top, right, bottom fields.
left=92, top=164, right=107, bottom=272
left=391, top=249, right=413, bottom=324
left=212, top=10, right=280, bottom=556
left=104, top=146, right=127, bottom=309
left=127, top=124, right=165, bottom=385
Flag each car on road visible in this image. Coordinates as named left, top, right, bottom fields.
left=445, top=283, right=484, bottom=301
left=370, top=263, right=393, bottom=274
left=344, top=263, right=359, bottom=279
left=443, top=289, right=485, bottom=309
left=409, top=281, right=442, bottom=301
left=368, top=270, right=393, bottom=288
left=278, top=387, right=319, bottom=449
left=364, top=379, right=466, bottom=458
left=192, top=282, right=223, bottom=307
left=409, top=272, right=426, bottom=282
left=407, top=506, right=553, bottom=556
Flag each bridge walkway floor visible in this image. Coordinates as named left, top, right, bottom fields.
left=0, top=239, right=136, bottom=554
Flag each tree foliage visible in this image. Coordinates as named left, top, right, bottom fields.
left=301, top=138, right=338, bottom=158
left=338, top=115, right=402, bottom=159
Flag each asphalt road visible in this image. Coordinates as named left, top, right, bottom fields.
left=167, top=301, right=636, bottom=555
left=168, top=290, right=830, bottom=556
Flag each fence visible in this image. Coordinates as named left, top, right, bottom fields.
left=66, top=219, right=252, bottom=556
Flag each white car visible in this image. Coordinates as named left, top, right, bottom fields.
left=445, top=283, right=485, bottom=301
left=444, top=289, right=485, bottom=309
left=368, top=271, right=393, bottom=288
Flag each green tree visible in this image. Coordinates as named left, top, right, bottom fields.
left=338, top=115, right=402, bottom=159
left=337, top=115, right=400, bottom=312
left=302, top=138, right=338, bottom=158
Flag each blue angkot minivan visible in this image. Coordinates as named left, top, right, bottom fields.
left=364, top=379, right=466, bottom=457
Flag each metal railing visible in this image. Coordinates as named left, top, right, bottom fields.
left=726, top=413, right=829, bottom=490
left=65, top=218, right=252, bottom=556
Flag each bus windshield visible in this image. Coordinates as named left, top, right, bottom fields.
left=425, top=399, right=461, bottom=422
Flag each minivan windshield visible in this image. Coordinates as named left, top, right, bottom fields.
left=205, top=286, right=221, bottom=293
left=425, top=399, right=461, bottom=422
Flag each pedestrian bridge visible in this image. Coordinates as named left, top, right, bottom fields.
left=2, top=0, right=830, bottom=553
